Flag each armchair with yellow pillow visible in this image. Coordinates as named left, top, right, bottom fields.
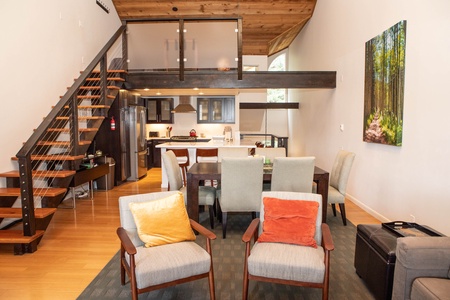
left=116, top=191, right=216, bottom=300
left=242, top=191, right=334, bottom=300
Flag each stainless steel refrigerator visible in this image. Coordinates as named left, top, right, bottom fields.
left=128, top=105, right=148, bottom=181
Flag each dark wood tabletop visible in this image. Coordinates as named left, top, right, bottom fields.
left=186, top=163, right=330, bottom=223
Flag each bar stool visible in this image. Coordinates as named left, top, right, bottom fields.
left=196, top=148, right=218, bottom=187
left=167, top=148, right=190, bottom=186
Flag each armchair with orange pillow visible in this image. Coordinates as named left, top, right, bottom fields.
left=242, top=191, right=334, bottom=300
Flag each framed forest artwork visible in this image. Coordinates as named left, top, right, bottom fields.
left=363, top=20, right=407, bottom=146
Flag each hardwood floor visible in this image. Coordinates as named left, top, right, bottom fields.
left=0, top=168, right=379, bottom=299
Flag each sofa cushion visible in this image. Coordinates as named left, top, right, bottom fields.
left=411, top=277, right=450, bottom=300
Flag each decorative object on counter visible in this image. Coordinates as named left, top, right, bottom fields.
left=224, top=126, right=232, bottom=142
left=189, top=129, right=197, bottom=137
left=166, top=126, right=172, bottom=138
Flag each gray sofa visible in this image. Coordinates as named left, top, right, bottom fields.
left=392, top=236, right=450, bottom=300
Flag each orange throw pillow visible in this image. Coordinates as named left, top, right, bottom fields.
left=258, top=197, right=319, bottom=248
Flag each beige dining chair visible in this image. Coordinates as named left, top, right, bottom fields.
left=216, top=157, right=263, bottom=238
left=167, top=148, right=190, bottom=186
left=327, top=150, right=355, bottom=226
left=254, top=147, right=286, bottom=163
left=217, top=147, right=249, bottom=162
left=270, top=156, right=315, bottom=193
left=162, top=150, right=217, bottom=229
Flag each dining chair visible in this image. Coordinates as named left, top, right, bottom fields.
left=270, top=156, right=315, bottom=193
left=116, top=191, right=216, bottom=300
left=242, top=191, right=334, bottom=300
left=167, top=148, right=190, bottom=186
left=217, top=147, right=249, bottom=162
left=254, top=147, right=286, bottom=163
left=162, top=150, right=217, bottom=228
left=327, top=150, right=355, bottom=226
left=216, top=157, right=263, bottom=238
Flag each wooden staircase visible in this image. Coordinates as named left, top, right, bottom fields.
left=0, top=26, right=128, bottom=254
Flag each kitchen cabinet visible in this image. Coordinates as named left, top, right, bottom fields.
left=144, top=98, right=174, bottom=124
left=197, top=97, right=235, bottom=123
left=150, top=139, right=168, bottom=167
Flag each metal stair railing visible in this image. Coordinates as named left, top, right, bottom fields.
left=15, top=25, right=127, bottom=239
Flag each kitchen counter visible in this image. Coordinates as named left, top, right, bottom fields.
left=157, top=140, right=255, bottom=188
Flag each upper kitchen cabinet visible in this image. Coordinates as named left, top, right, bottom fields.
left=144, top=97, right=173, bottom=124
left=197, top=97, right=235, bottom=123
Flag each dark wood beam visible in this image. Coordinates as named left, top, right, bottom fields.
left=240, top=102, right=299, bottom=109
left=125, top=71, right=336, bottom=89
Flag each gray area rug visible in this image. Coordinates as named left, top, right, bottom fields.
left=77, top=210, right=375, bottom=300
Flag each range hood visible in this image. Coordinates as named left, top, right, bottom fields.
left=172, top=96, right=197, bottom=113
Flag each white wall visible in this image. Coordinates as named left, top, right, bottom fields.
left=289, top=0, right=450, bottom=235
left=0, top=0, right=121, bottom=181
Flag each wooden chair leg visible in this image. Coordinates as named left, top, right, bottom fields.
left=208, top=268, right=216, bottom=300
left=208, top=205, right=215, bottom=229
left=331, top=203, right=337, bottom=216
left=339, top=203, right=347, bottom=226
left=222, top=212, right=228, bottom=239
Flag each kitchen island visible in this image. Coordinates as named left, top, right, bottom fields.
left=156, top=140, right=255, bottom=188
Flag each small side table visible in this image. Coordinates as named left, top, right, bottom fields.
left=68, top=163, right=109, bottom=208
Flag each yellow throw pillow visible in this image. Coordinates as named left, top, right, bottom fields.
left=129, top=192, right=196, bottom=247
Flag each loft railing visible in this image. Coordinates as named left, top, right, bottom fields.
left=15, top=25, right=127, bottom=237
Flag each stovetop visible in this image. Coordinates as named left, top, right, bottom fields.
left=170, top=136, right=197, bottom=142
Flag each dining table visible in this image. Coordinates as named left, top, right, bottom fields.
left=186, top=162, right=330, bottom=223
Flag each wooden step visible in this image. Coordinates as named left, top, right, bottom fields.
left=62, top=105, right=111, bottom=109
left=76, top=86, right=120, bottom=90
left=0, top=188, right=67, bottom=197
left=60, top=95, right=114, bottom=99
left=47, top=128, right=98, bottom=133
left=90, top=70, right=128, bottom=74
left=36, top=140, right=91, bottom=146
left=85, top=77, right=125, bottom=82
left=0, top=230, right=45, bottom=244
left=56, top=116, right=105, bottom=121
left=0, top=208, right=57, bottom=219
left=11, top=154, right=85, bottom=161
left=0, top=170, right=75, bottom=178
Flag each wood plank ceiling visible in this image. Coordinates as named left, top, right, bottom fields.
left=111, top=0, right=317, bottom=56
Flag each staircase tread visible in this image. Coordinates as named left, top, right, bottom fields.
left=0, top=208, right=57, bottom=218
left=0, top=230, right=45, bottom=244
left=36, top=140, right=91, bottom=146
left=47, top=128, right=98, bottom=132
left=0, top=188, right=67, bottom=197
left=85, top=77, right=125, bottom=82
left=63, top=105, right=110, bottom=109
left=56, top=116, right=105, bottom=120
left=90, top=69, right=127, bottom=73
left=77, top=86, right=120, bottom=90
left=0, top=170, right=75, bottom=178
left=11, top=154, right=85, bottom=161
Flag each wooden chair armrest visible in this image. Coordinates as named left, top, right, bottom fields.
left=190, top=219, right=217, bottom=240
left=117, top=227, right=137, bottom=255
left=321, top=223, right=335, bottom=251
left=242, top=218, right=260, bottom=243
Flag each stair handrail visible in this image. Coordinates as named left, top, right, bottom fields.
left=15, top=25, right=126, bottom=238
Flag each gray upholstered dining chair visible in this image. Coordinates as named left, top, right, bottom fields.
left=270, top=156, right=315, bottom=192
left=242, top=191, right=334, bottom=300
left=328, top=150, right=355, bottom=226
left=116, top=191, right=216, bottom=300
left=162, top=150, right=217, bottom=228
left=217, top=147, right=249, bottom=162
left=216, top=157, right=263, bottom=238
